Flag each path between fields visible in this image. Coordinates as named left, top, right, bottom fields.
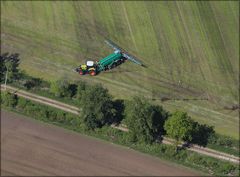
left=1, top=84, right=239, bottom=164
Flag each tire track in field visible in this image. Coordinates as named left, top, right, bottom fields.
left=121, top=2, right=138, bottom=52
left=196, top=2, right=235, bottom=88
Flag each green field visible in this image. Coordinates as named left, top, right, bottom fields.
left=1, top=1, right=239, bottom=138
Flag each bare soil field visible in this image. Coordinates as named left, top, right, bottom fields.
left=1, top=110, right=200, bottom=176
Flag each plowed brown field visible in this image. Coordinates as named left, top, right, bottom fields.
left=1, top=110, right=200, bottom=176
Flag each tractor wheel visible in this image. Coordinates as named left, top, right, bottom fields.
left=90, top=70, right=96, bottom=76
left=79, top=70, right=84, bottom=75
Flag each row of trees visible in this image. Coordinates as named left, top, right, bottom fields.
left=49, top=80, right=214, bottom=147
left=125, top=96, right=214, bottom=147
left=35, top=78, right=215, bottom=147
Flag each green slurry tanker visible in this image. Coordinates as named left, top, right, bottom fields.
left=74, top=40, right=145, bottom=76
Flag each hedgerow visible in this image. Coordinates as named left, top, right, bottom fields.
left=1, top=92, right=238, bottom=176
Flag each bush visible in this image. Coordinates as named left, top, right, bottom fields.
left=217, top=163, right=236, bottom=175
left=173, top=149, right=188, bottom=161
left=23, top=78, right=43, bottom=90
left=208, top=133, right=239, bottom=149
left=1, top=92, right=18, bottom=107
left=56, top=111, right=66, bottom=123
left=164, top=145, right=178, bottom=158
left=76, top=81, right=87, bottom=100
left=50, top=79, right=71, bottom=97
left=16, top=97, right=30, bottom=110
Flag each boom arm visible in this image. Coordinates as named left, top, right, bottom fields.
left=122, top=53, right=143, bottom=66
left=105, top=40, right=120, bottom=52
left=104, top=39, right=145, bottom=67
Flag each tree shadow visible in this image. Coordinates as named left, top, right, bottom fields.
left=110, top=99, right=125, bottom=125
left=68, top=84, right=78, bottom=98
left=191, top=124, right=215, bottom=147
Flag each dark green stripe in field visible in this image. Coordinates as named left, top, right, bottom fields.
left=1, top=1, right=239, bottom=138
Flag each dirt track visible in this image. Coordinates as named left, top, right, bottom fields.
left=1, top=110, right=199, bottom=176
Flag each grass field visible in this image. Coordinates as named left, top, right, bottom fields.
left=1, top=1, right=239, bottom=138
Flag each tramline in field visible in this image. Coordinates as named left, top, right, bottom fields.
left=74, top=40, right=145, bottom=76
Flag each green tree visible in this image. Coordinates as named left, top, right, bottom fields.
left=164, top=111, right=195, bottom=146
left=76, top=81, right=87, bottom=100
left=0, top=53, right=9, bottom=82
left=80, top=84, right=116, bottom=130
left=50, top=79, right=70, bottom=97
left=7, top=56, right=20, bottom=81
left=191, top=122, right=215, bottom=146
left=1, top=53, right=20, bottom=83
left=125, top=97, right=168, bottom=144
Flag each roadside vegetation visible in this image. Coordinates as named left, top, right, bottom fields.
left=1, top=53, right=239, bottom=176
left=1, top=92, right=239, bottom=176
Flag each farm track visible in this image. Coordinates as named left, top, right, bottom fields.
left=1, top=84, right=239, bottom=164
left=1, top=85, right=80, bottom=115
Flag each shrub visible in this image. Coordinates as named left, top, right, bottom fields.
left=164, top=145, right=177, bottom=158
left=76, top=81, right=87, bottom=100
left=1, top=92, right=18, bottom=107
left=55, top=111, right=65, bottom=123
left=217, top=163, right=236, bottom=175
left=23, top=78, right=43, bottom=90
left=173, top=149, right=188, bottom=161
left=16, top=97, right=29, bottom=110
left=50, top=79, right=71, bottom=97
left=208, top=133, right=239, bottom=149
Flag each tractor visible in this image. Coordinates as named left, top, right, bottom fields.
left=74, top=40, right=144, bottom=76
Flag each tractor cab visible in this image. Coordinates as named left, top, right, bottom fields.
left=76, top=60, right=97, bottom=76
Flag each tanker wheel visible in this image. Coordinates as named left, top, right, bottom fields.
left=90, top=70, right=96, bottom=76
left=117, top=60, right=123, bottom=65
left=110, top=62, right=117, bottom=69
